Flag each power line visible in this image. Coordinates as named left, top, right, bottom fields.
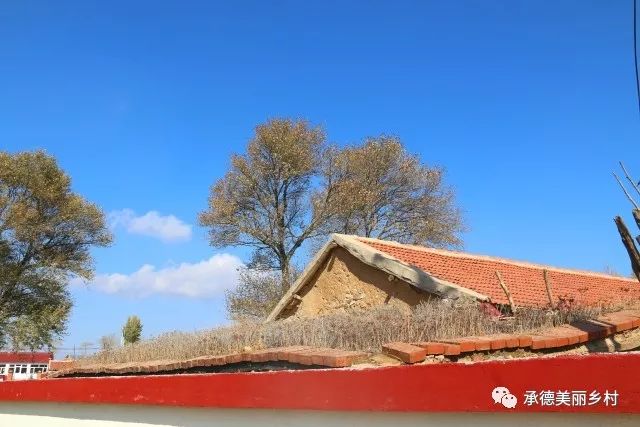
left=634, top=0, right=640, bottom=117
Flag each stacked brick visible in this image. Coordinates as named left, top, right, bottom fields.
left=47, top=346, right=366, bottom=378
left=381, top=309, right=640, bottom=363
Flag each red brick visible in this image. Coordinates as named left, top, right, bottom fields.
left=472, top=337, right=492, bottom=351
left=249, top=348, right=279, bottom=363
left=443, top=343, right=461, bottom=356
left=309, top=349, right=333, bottom=366
left=616, top=310, right=640, bottom=327
left=570, top=320, right=612, bottom=340
left=321, top=352, right=351, bottom=368
left=187, top=355, right=227, bottom=368
left=321, top=350, right=367, bottom=368
left=530, top=335, right=549, bottom=350
left=557, top=326, right=589, bottom=343
left=287, top=348, right=318, bottom=365
left=539, top=334, right=569, bottom=348
left=224, top=353, right=244, bottom=364
left=491, top=334, right=520, bottom=348
left=598, top=313, right=635, bottom=332
left=413, top=342, right=446, bottom=355
left=276, top=346, right=310, bottom=361
left=139, top=361, right=163, bottom=373
left=517, top=335, right=532, bottom=348
left=441, top=338, right=475, bottom=352
left=541, top=328, right=579, bottom=346
left=488, top=336, right=507, bottom=350
left=382, top=342, right=427, bottom=364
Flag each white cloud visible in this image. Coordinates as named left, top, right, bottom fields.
left=74, top=254, right=244, bottom=298
left=109, top=209, right=192, bottom=242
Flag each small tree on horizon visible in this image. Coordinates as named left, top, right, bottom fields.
left=99, top=334, right=119, bottom=351
left=122, top=316, right=142, bottom=345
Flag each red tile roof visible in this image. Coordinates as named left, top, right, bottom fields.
left=360, top=239, right=640, bottom=308
left=0, top=352, right=53, bottom=364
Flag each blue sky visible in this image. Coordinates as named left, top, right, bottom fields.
left=1, top=1, right=639, bottom=353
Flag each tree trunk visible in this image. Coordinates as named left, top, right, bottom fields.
left=280, top=260, right=291, bottom=295
left=614, top=216, right=640, bottom=282
left=633, top=209, right=640, bottom=232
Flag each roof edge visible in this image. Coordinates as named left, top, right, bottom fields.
left=266, top=234, right=490, bottom=321
left=332, top=234, right=490, bottom=302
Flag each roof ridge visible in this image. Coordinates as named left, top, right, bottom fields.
left=352, top=235, right=638, bottom=283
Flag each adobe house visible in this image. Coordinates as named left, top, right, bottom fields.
left=267, top=234, right=640, bottom=321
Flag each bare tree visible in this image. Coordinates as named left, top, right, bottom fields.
left=327, top=136, right=465, bottom=247
left=613, top=161, right=640, bottom=281
left=99, top=334, right=119, bottom=351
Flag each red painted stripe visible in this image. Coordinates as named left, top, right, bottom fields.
left=0, top=353, right=639, bottom=413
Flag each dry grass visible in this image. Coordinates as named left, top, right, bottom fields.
left=77, top=299, right=632, bottom=366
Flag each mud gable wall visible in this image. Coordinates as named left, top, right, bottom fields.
left=283, top=247, right=433, bottom=318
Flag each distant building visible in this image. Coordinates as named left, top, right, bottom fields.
left=267, top=234, right=640, bottom=320
left=0, top=352, right=53, bottom=381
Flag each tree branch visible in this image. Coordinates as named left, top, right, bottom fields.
left=613, top=173, right=640, bottom=209
left=620, top=161, right=640, bottom=197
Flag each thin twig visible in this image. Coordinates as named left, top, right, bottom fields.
left=613, top=173, right=640, bottom=209
left=619, top=161, right=640, bottom=197
left=495, top=271, right=517, bottom=314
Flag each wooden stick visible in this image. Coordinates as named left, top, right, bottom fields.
left=614, top=216, right=640, bottom=282
left=613, top=173, right=640, bottom=209
left=542, top=269, right=555, bottom=307
left=495, top=271, right=516, bottom=314
left=620, top=161, right=640, bottom=197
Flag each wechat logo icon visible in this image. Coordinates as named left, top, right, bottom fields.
left=492, top=386, right=518, bottom=409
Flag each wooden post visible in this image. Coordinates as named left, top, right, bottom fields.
left=615, top=216, right=640, bottom=282
left=543, top=269, right=555, bottom=307
left=495, top=271, right=516, bottom=314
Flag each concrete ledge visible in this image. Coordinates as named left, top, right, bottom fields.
left=1, top=403, right=639, bottom=427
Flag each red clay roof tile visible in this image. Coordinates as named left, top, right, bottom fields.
left=359, top=239, right=640, bottom=308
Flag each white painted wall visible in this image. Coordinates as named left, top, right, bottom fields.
left=0, top=403, right=637, bottom=427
